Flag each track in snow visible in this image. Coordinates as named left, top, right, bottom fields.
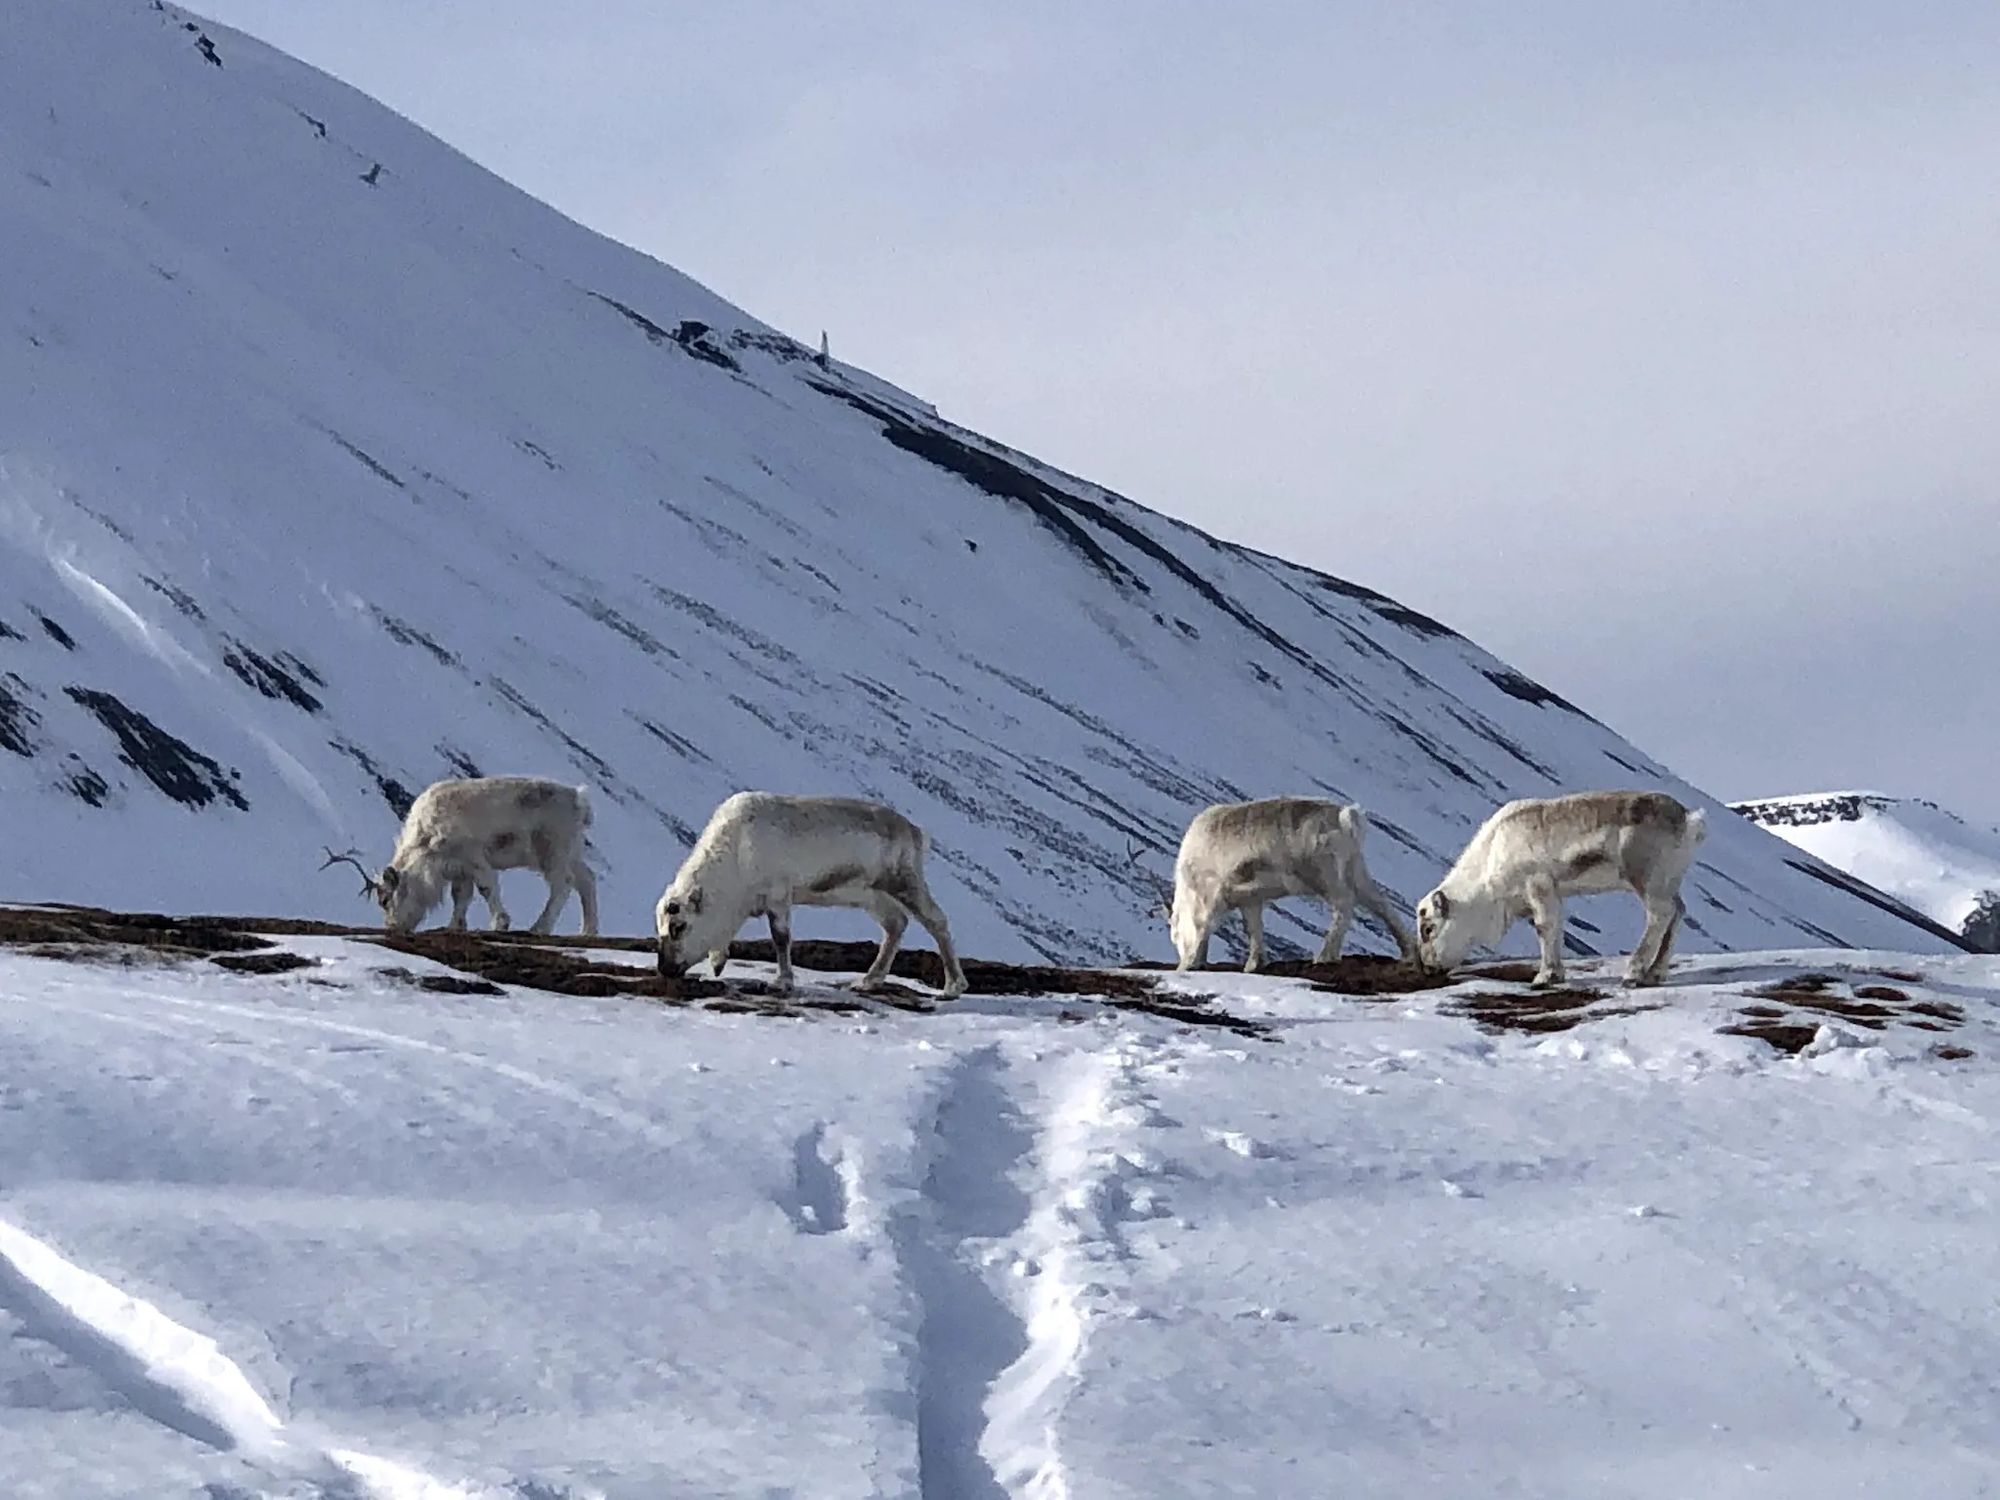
left=889, top=1036, right=1184, bottom=1500
left=897, top=1047, right=1038, bottom=1500
left=0, top=1215, right=486, bottom=1499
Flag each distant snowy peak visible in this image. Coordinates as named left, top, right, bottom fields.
left=1734, top=792, right=2000, bottom=941
left=1734, top=791, right=1922, bottom=828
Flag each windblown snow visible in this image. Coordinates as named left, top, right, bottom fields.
left=0, top=0, right=1964, bottom=963
left=4, top=933, right=2000, bottom=1497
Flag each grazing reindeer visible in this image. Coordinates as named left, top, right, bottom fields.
left=325, top=776, right=598, bottom=936
left=1415, top=790, right=1707, bottom=988
left=1165, top=797, right=1417, bottom=972
left=656, top=792, right=967, bottom=997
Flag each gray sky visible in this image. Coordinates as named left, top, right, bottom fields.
left=201, top=1, right=2000, bottom=821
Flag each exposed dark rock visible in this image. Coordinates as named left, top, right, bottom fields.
left=63, top=688, right=247, bottom=810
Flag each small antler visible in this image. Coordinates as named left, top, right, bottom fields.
left=319, top=845, right=380, bottom=899
left=1125, top=838, right=1175, bottom=919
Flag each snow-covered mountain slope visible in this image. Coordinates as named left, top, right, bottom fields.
left=5, top=933, right=1999, bottom=1496
left=1734, top=792, right=2000, bottom=939
left=0, top=1, right=1962, bottom=961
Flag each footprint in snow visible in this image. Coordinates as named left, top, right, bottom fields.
left=1207, top=1129, right=1280, bottom=1160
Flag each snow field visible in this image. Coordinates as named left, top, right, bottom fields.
left=5, top=938, right=2000, bottom=1495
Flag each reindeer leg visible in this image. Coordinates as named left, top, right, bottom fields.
left=1629, top=894, right=1683, bottom=987
left=1357, top=877, right=1417, bottom=961
left=1314, top=897, right=1354, bottom=964
left=886, top=873, right=965, bottom=998
left=529, top=870, right=574, bottom=936
left=474, top=865, right=510, bottom=932
left=856, top=891, right=910, bottom=990
left=571, top=860, right=599, bottom=938
left=1241, top=903, right=1267, bottom=972
left=1645, top=897, right=1687, bottom=985
left=1523, top=877, right=1565, bottom=988
left=446, top=875, right=475, bottom=932
left=767, top=903, right=795, bottom=994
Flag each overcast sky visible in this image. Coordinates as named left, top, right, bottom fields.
left=202, top=1, right=2000, bottom=821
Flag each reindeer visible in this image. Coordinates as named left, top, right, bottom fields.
left=655, top=792, right=967, bottom=997
left=1415, top=790, right=1707, bottom=988
left=323, top=776, right=598, bottom=936
left=1152, top=797, right=1417, bottom=972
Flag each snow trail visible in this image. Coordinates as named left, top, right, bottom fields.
left=894, top=1046, right=1037, bottom=1500
left=0, top=1215, right=487, bottom=1498
left=788, top=1122, right=851, bottom=1236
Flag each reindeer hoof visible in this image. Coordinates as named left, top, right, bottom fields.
left=1531, top=969, right=1563, bottom=989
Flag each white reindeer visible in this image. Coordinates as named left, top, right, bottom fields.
left=1415, top=790, right=1707, bottom=988
left=324, top=776, right=598, bottom=936
left=1164, top=797, right=1417, bottom=972
left=655, top=792, right=968, bottom=997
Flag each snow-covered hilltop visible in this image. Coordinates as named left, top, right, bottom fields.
left=1734, top=792, right=2000, bottom=945
left=0, top=1, right=1962, bottom=961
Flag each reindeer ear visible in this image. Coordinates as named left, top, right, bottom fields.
left=1433, top=891, right=1450, bottom=918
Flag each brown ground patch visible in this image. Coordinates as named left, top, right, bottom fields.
left=1720, top=1020, right=1821, bottom=1055
left=375, top=932, right=707, bottom=1001
left=0, top=906, right=272, bottom=955
left=1123, top=953, right=1449, bottom=996
left=210, top=950, right=318, bottom=976
left=1768, top=972, right=1840, bottom=994
left=1852, top=984, right=1912, bottom=1005
left=1735, top=975, right=1967, bottom=1048
left=1444, top=987, right=1631, bottom=1035
left=1908, top=999, right=1966, bottom=1023
left=1933, top=1045, right=1976, bottom=1061
left=1789, top=996, right=1895, bottom=1029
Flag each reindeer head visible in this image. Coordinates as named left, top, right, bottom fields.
left=1416, top=887, right=1499, bottom=973
left=319, top=847, right=432, bottom=932
left=655, top=886, right=713, bottom=977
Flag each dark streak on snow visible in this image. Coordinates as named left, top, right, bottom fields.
left=328, top=740, right=414, bottom=819
left=628, top=713, right=710, bottom=765
left=585, top=291, right=743, bottom=371
left=372, top=611, right=459, bottom=668
left=562, top=594, right=679, bottom=660
left=222, top=640, right=322, bottom=712
left=325, top=432, right=405, bottom=489
left=141, top=576, right=204, bottom=620
left=0, top=676, right=41, bottom=755
left=64, top=688, right=247, bottom=810
left=35, top=615, right=76, bottom=650
left=1781, top=858, right=1974, bottom=952
left=62, top=759, right=109, bottom=807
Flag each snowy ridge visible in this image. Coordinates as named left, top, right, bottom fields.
left=0, top=0, right=1958, bottom=964
left=1735, top=791, right=2000, bottom=936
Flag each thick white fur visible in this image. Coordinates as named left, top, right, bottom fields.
left=1169, top=797, right=1416, bottom=972
left=655, top=792, right=966, bottom=997
left=377, top=776, right=597, bottom=936
left=1416, top=790, right=1707, bottom=987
